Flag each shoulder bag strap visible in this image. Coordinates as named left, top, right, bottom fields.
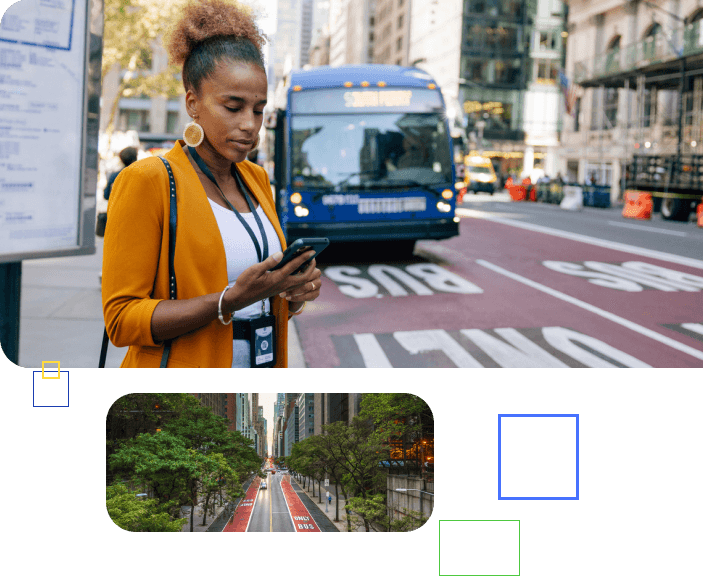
left=99, top=157, right=177, bottom=368
left=158, top=156, right=177, bottom=368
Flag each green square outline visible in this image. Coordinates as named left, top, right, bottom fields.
left=439, top=519, right=520, bottom=576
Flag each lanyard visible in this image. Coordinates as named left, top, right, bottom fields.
left=189, top=146, right=269, bottom=263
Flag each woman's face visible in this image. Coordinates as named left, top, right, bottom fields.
left=186, top=60, right=268, bottom=164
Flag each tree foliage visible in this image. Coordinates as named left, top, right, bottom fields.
left=106, top=483, right=186, bottom=532
left=107, top=393, right=262, bottom=531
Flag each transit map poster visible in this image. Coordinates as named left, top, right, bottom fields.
left=0, top=0, right=90, bottom=259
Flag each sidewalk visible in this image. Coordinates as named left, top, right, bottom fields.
left=17, top=237, right=307, bottom=368
left=289, top=475, right=364, bottom=532
left=181, top=496, right=228, bottom=533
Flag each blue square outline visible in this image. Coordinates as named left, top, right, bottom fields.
left=498, top=414, right=579, bottom=500
left=32, top=370, right=70, bottom=408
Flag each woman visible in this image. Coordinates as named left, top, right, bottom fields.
left=102, top=0, right=321, bottom=368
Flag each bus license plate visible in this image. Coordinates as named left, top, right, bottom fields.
left=357, top=197, right=426, bottom=214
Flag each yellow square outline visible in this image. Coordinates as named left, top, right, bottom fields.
left=42, top=361, right=61, bottom=379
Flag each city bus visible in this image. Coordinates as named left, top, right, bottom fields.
left=265, top=65, right=460, bottom=254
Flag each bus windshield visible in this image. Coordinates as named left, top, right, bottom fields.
left=290, top=113, right=453, bottom=189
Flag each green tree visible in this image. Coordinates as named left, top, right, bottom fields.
left=360, top=393, right=433, bottom=478
left=389, top=508, right=428, bottom=532
left=345, top=494, right=389, bottom=532
left=318, top=418, right=389, bottom=532
left=106, top=483, right=187, bottom=532
left=102, top=0, right=185, bottom=140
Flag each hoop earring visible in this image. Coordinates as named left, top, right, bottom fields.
left=183, top=119, right=204, bottom=147
left=251, top=134, right=260, bottom=151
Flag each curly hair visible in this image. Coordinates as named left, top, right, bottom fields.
left=165, top=0, right=267, bottom=94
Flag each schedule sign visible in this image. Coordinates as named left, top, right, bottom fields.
left=0, top=0, right=101, bottom=262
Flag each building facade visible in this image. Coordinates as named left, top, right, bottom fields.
left=560, top=0, right=703, bottom=196
left=407, top=0, right=567, bottom=178
left=284, top=403, right=299, bottom=456
left=312, top=393, right=363, bottom=435
left=373, top=0, right=412, bottom=65
left=330, top=0, right=377, bottom=65
left=297, top=393, right=316, bottom=441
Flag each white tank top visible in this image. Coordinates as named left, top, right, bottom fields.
left=208, top=198, right=282, bottom=368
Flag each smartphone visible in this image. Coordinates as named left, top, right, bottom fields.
left=270, top=238, right=330, bottom=274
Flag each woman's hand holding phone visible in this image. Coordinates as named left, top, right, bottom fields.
left=222, top=248, right=322, bottom=315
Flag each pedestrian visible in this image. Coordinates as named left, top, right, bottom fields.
left=103, top=146, right=139, bottom=201
left=102, top=0, right=322, bottom=368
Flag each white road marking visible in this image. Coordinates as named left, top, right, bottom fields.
left=607, top=220, right=688, bottom=237
left=353, top=333, right=393, bottom=367
left=394, top=329, right=483, bottom=367
left=459, top=212, right=703, bottom=270
left=682, top=323, right=703, bottom=336
left=476, top=259, right=703, bottom=362
left=460, top=327, right=569, bottom=368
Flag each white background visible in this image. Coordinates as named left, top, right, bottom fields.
left=440, top=520, right=520, bottom=575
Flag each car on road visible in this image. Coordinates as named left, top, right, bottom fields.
left=464, top=155, right=497, bottom=194
left=260, top=481, right=267, bottom=489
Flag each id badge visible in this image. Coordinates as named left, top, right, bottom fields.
left=249, top=314, right=276, bottom=368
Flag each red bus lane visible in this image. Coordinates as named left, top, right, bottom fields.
left=222, top=477, right=260, bottom=533
left=295, top=217, right=703, bottom=368
left=280, top=476, right=320, bottom=533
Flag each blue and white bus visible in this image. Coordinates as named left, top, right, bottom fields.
left=265, top=65, right=460, bottom=254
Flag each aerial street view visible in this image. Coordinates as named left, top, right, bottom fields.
left=106, top=392, right=433, bottom=532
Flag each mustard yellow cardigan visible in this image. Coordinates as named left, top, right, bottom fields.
left=102, top=141, right=289, bottom=368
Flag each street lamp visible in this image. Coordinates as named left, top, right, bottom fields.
left=394, top=488, right=434, bottom=496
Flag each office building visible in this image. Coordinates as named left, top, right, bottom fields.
left=373, top=0, right=411, bottom=65
left=560, top=0, right=703, bottom=196
left=297, top=393, right=315, bottom=441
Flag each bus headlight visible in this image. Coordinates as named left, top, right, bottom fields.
left=436, top=201, right=451, bottom=213
left=454, top=182, right=466, bottom=190
left=290, top=192, right=302, bottom=204
left=441, top=189, right=454, bottom=199
left=294, top=205, right=309, bottom=217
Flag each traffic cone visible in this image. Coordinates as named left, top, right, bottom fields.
left=697, top=198, right=703, bottom=228
left=622, top=190, right=652, bottom=220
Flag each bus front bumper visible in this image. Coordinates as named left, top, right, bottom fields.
left=286, top=218, right=459, bottom=244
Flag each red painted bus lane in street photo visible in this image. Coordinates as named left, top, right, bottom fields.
left=294, top=217, right=703, bottom=368
left=222, top=477, right=260, bottom=532
left=280, top=476, right=320, bottom=533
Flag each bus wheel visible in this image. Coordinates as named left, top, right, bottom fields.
left=661, top=197, right=690, bottom=221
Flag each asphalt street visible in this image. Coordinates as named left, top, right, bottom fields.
left=294, top=192, right=703, bottom=367
left=247, top=471, right=294, bottom=532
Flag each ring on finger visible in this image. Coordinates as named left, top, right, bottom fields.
left=310, top=281, right=315, bottom=291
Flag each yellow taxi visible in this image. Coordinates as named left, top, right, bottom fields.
left=464, top=155, right=497, bottom=194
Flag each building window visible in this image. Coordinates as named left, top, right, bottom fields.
left=396, top=36, right=403, bottom=51
left=574, top=97, right=581, bottom=132
left=166, top=111, right=179, bottom=134
left=535, top=58, right=558, bottom=84
left=396, top=57, right=402, bottom=65
left=118, top=109, right=150, bottom=132
left=398, top=14, right=403, bottom=29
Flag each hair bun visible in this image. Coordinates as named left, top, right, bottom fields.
left=165, top=0, right=266, bottom=68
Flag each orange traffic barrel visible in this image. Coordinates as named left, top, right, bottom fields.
left=509, top=184, right=526, bottom=201
left=697, top=198, right=703, bottom=228
left=622, top=190, right=652, bottom=220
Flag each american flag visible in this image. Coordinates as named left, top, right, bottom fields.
left=558, top=69, right=577, bottom=117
